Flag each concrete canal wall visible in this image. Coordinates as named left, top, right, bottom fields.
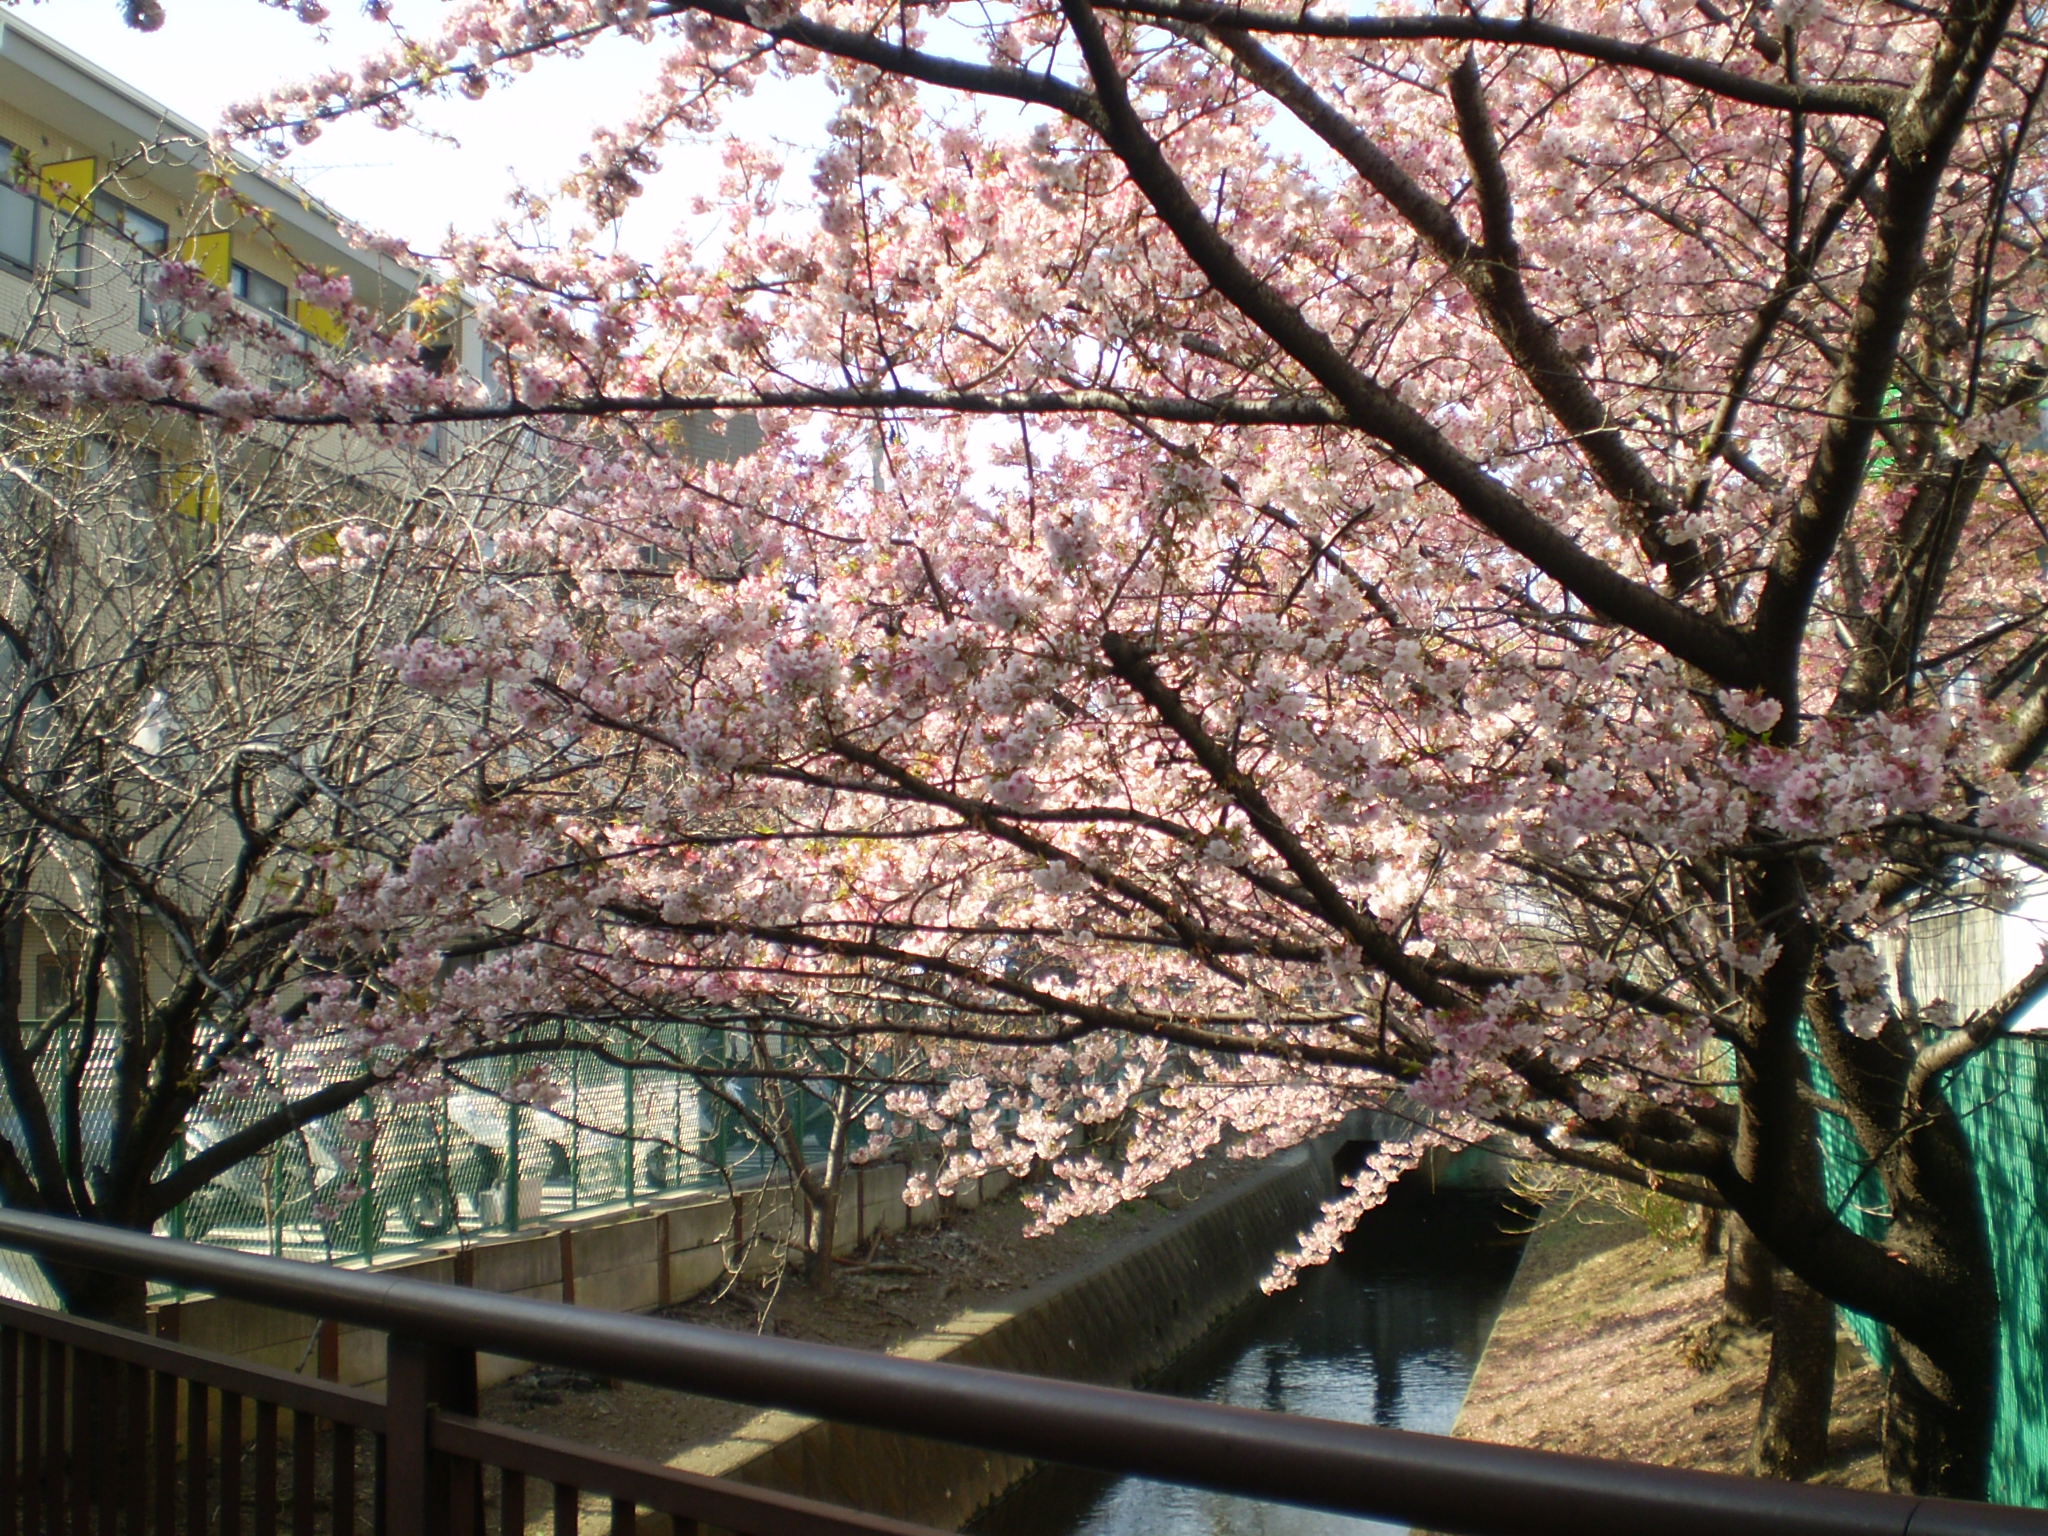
left=143, top=1109, right=1502, bottom=1530
left=663, top=1144, right=1342, bottom=1531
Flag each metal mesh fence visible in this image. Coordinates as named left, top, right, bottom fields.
left=152, top=1021, right=848, bottom=1269
left=1812, top=1029, right=2048, bottom=1508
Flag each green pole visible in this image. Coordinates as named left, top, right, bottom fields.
left=167, top=1137, right=186, bottom=1242
left=356, top=1129, right=377, bottom=1263
left=710, top=1069, right=728, bottom=1170
left=623, top=1062, right=637, bottom=1204
left=268, top=1146, right=285, bottom=1258
left=502, top=1102, right=522, bottom=1233
left=671, top=1070, right=683, bottom=1188
left=570, top=1052, right=583, bottom=1209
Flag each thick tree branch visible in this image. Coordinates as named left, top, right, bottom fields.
left=1752, top=0, right=2019, bottom=673
left=1905, top=955, right=2048, bottom=1109
left=145, top=1070, right=381, bottom=1217
left=1101, top=632, right=1466, bottom=1008
left=1447, top=54, right=1704, bottom=590
left=97, top=385, right=1352, bottom=432
left=1682, top=134, right=1889, bottom=521
left=1081, top=0, right=1896, bottom=116
left=1060, top=0, right=1759, bottom=683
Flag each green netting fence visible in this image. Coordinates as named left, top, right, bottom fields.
left=155, top=1021, right=854, bottom=1271
left=1812, top=1030, right=2048, bottom=1506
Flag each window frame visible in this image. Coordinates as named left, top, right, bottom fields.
left=230, top=260, right=291, bottom=320
left=96, top=193, right=169, bottom=258
left=0, top=140, right=94, bottom=301
left=0, top=144, right=38, bottom=276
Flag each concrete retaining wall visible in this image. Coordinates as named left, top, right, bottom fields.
left=149, top=1159, right=999, bottom=1392
left=666, top=1145, right=1339, bottom=1531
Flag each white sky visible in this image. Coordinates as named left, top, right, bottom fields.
left=7, top=0, right=834, bottom=255
left=10, top=1, right=1306, bottom=258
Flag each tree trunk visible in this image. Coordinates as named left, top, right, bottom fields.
left=1722, top=1218, right=1775, bottom=1330
left=798, top=1077, right=857, bottom=1296
left=1752, top=1268, right=1836, bottom=1479
left=1697, top=1206, right=1725, bottom=1260
left=803, top=1179, right=839, bottom=1295
left=1722, top=1080, right=1776, bottom=1330
left=1798, top=1013, right=2000, bottom=1498
left=1723, top=1007, right=1840, bottom=1476
left=1882, top=1298, right=1998, bottom=1497
left=46, top=1261, right=147, bottom=1330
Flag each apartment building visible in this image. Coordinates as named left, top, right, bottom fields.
left=0, top=8, right=474, bottom=380
left=0, top=10, right=547, bottom=1274
left=0, top=0, right=503, bottom=967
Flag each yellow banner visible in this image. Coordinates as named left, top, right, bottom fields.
left=297, top=299, right=348, bottom=347
left=35, top=157, right=94, bottom=216
left=169, top=466, right=220, bottom=523
left=178, top=231, right=231, bottom=288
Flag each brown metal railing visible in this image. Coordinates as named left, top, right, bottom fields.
left=0, top=1296, right=380, bottom=1536
left=0, top=1260, right=939, bottom=1536
left=0, top=1207, right=2044, bottom=1536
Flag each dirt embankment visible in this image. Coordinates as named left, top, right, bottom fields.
left=1453, top=1203, right=1885, bottom=1487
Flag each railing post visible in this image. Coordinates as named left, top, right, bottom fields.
left=383, top=1332, right=478, bottom=1536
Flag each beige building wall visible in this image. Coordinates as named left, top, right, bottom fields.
left=0, top=10, right=492, bottom=444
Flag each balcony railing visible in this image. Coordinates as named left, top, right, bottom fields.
left=0, top=1206, right=2041, bottom=1536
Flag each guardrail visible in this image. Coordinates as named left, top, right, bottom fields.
left=0, top=1207, right=2041, bottom=1536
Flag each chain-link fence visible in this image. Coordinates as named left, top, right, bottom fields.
left=152, top=1022, right=853, bottom=1269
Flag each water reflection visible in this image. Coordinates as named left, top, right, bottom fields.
left=972, top=1190, right=1525, bottom=1536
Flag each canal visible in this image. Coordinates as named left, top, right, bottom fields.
left=972, top=1187, right=1526, bottom=1536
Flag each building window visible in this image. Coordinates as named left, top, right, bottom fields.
left=481, top=341, right=511, bottom=404
left=46, top=219, right=87, bottom=295
left=72, top=437, right=159, bottom=579
left=231, top=262, right=290, bottom=319
left=98, top=196, right=168, bottom=256
left=118, top=443, right=161, bottom=578
left=415, top=301, right=459, bottom=378
left=0, top=139, right=35, bottom=272
left=0, top=138, right=86, bottom=292
left=129, top=444, right=163, bottom=513
left=0, top=179, right=35, bottom=271
left=35, top=953, right=75, bottom=1021
left=93, top=195, right=170, bottom=330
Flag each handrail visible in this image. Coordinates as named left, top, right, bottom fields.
left=0, top=1292, right=385, bottom=1429
left=0, top=1208, right=2040, bottom=1536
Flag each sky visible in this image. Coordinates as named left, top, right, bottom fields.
left=10, top=0, right=1316, bottom=263
left=6, top=0, right=830, bottom=255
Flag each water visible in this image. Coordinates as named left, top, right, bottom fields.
left=972, top=1190, right=1525, bottom=1536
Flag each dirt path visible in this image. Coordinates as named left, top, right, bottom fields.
left=1453, top=1204, right=1885, bottom=1487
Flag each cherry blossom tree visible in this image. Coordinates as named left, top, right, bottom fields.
left=21, top=0, right=2048, bottom=1496
left=0, top=387, right=587, bottom=1320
